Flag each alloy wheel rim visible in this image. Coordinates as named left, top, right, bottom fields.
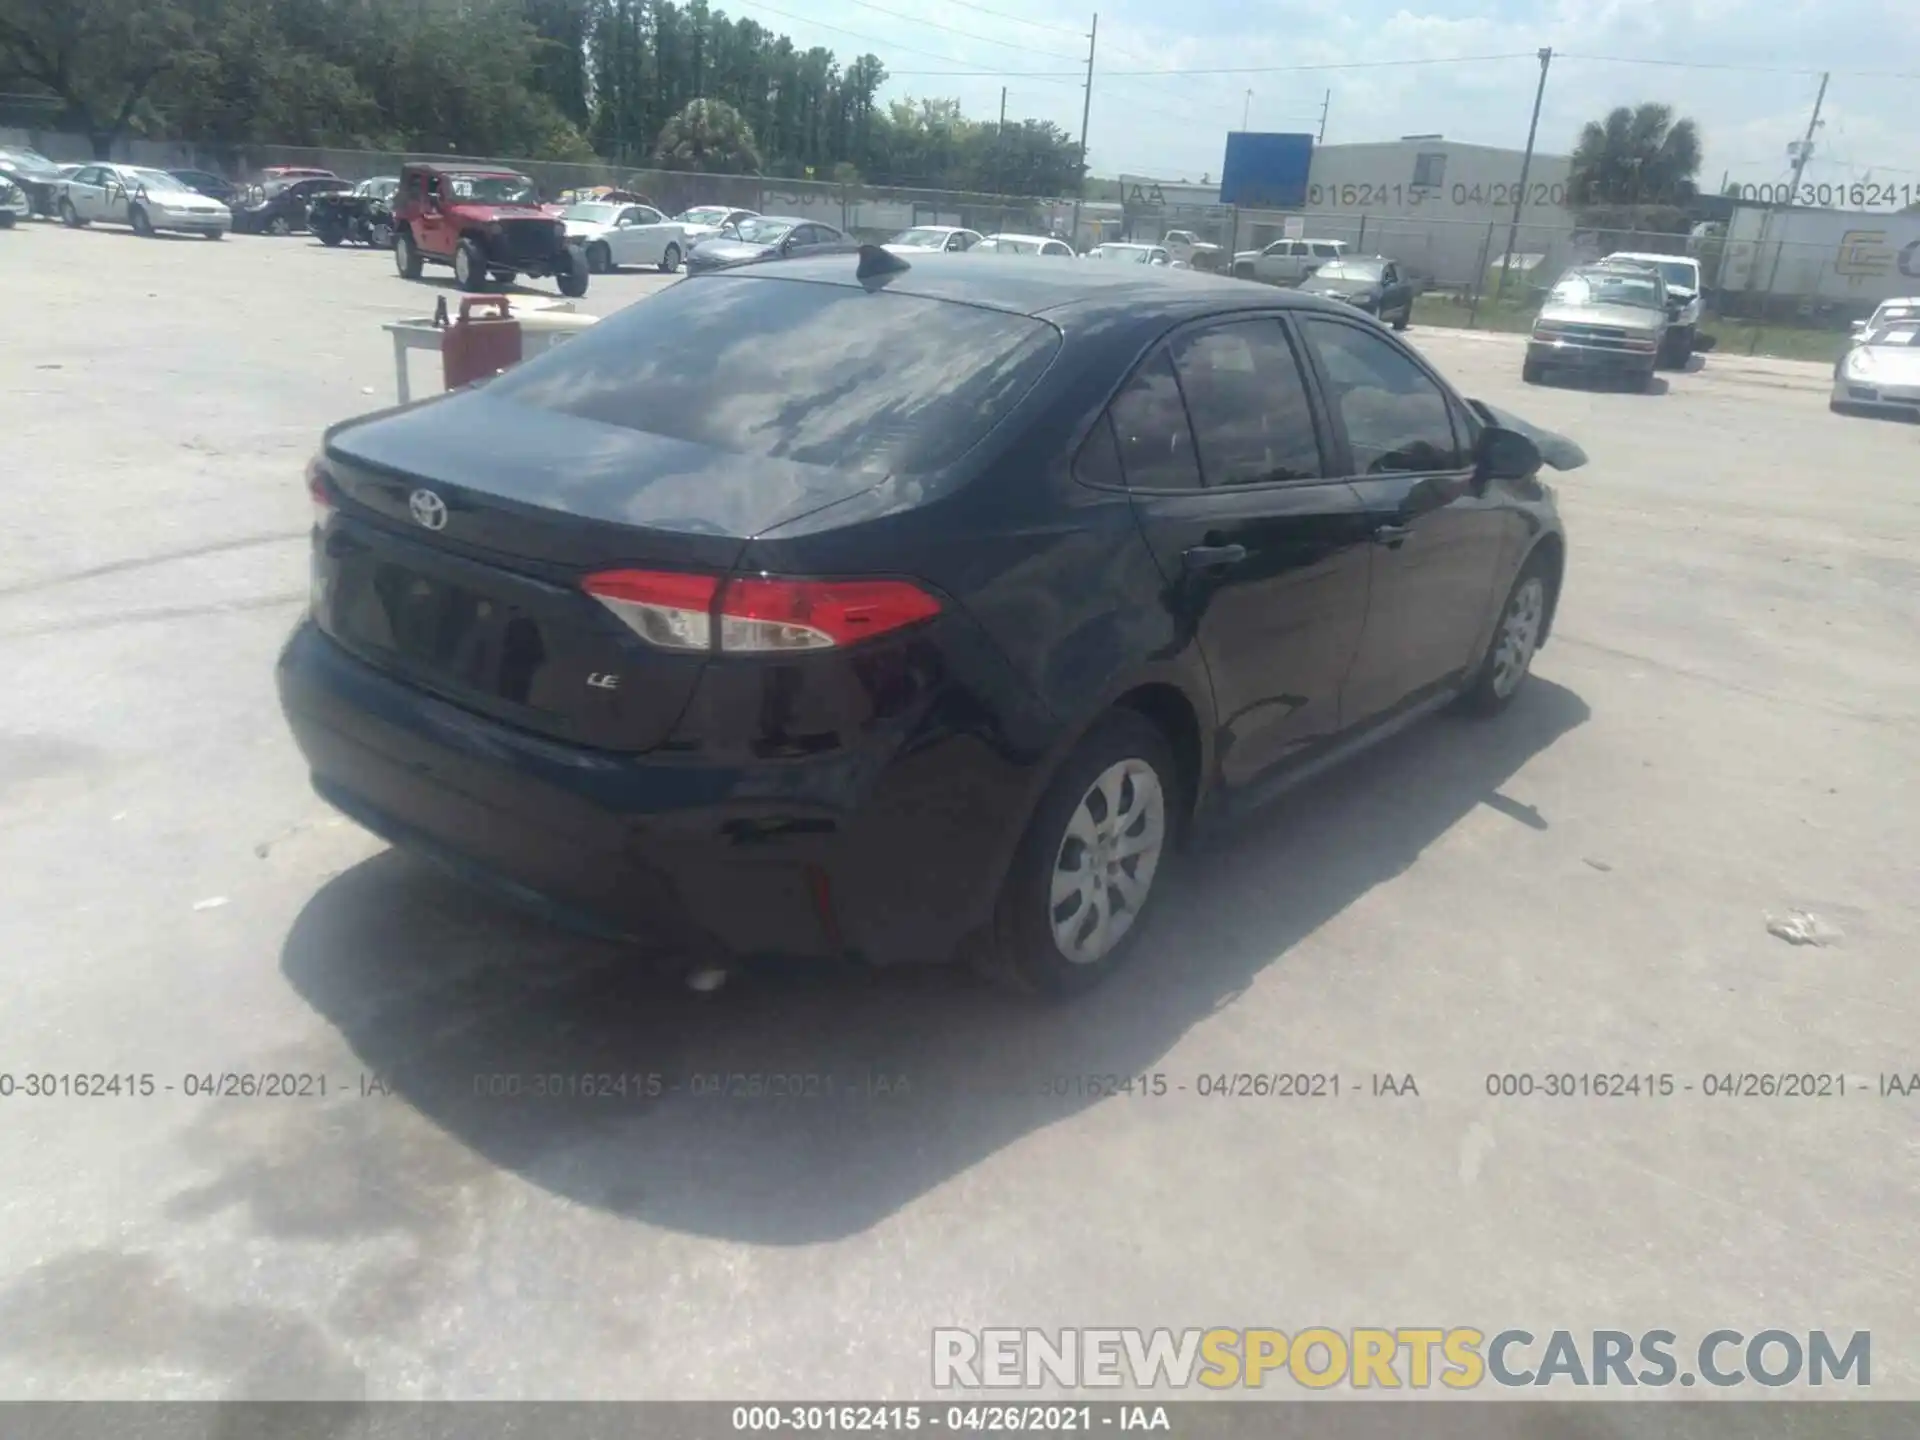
left=665, top=245, right=679, bottom=271
left=1049, top=758, right=1167, bottom=965
left=455, top=247, right=473, bottom=284
left=1491, top=577, right=1545, bottom=699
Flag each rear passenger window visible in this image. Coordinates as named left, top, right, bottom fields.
left=1299, top=318, right=1463, bottom=475
left=1171, top=322, right=1322, bottom=485
left=1107, top=350, right=1202, bottom=490
left=1074, top=413, right=1125, bottom=488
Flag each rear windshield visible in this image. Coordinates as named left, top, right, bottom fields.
left=486, top=274, right=1061, bottom=475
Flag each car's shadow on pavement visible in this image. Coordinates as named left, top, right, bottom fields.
left=278, top=679, right=1589, bottom=1245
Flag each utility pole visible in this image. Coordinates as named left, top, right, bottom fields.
left=1757, top=70, right=1829, bottom=302
left=1242, top=90, right=1252, bottom=131
left=1070, top=12, right=1097, bottom=249
left=998, top=86, right=1007, bottom=195
left=1317, top=89, right=1330, bottom=142
left=1495, top=46, right=1552, bottom=301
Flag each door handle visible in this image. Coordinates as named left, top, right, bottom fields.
left=1182, top=543, right=1248, bottom=572
left=1371, top=523, right=1413, bottom=546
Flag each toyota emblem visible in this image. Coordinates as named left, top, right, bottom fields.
left=408, top=488, right=448, bottom=531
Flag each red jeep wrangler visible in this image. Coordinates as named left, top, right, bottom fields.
left=391, top=162, right=588, bottom=297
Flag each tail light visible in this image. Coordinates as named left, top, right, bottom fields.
left=306, top=456, right=334, bottom=531
left=582, top=569, right=941, bottom=653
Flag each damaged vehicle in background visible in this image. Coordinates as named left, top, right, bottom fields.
left=1524, top=265, right=1668, bottom=391
left=309, top=176, right=399, bottom=248
left=391, top=162, right=588, bottom=296
left=1297, top=256, right=1415, bottom=331
left=232, top=174, right=349, bottom=235
left=0, top=177, right=28, bottom=227
left=57, top=164, right=231, bottom=237
left=278, top=250, right=1582, bottom=1000
left=0, top=145, right=64, bottom=217
left=1601, top=252, right=1704, bottom=366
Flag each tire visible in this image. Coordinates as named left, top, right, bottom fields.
left=204, top=230, right=224, bottom=240
left=585, top=241, right=611, bottom=274
left=0, top=212, right=13, bottom=229
left=1521, top=360, right=1544, bottom=384
left=556, top=248, right=589, bottom=298
left=1233, top=262, right=1255, bottom=280
left=394, top=228, right=424, bottom=279
left=1459, top=554, right=1554, bottom=717
left=369, top=222, right=393, bottom=250
left=1391, top=304, right=1410, bottom=331
left=129, top=205, right=153, bottom=238
left=1637, top=367, right=1656, bottom=393
left=59, top=198, right=86, bottom=228
left=660, top=242, right=681, bottom=273
left=491, top=270, right=518, bottom=284
left=453, top=237, right=489, bottom=291
left=977, top=710, right=1182, bottom=998
left=266, top=215, right=291, bottom=237
left=315, top=225, right=344, bottom=247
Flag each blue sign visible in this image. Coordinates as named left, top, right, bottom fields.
left=1220, top=133, right=1314, bottom=209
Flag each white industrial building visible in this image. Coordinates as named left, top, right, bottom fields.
left=1129, top=137, right=1578, bottom=288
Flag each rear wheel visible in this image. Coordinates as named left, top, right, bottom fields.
left=394, top=228, right=424, bottom=279
left=453, top=237, right=489, bottom=291
left=59, top=198, right=84, bottom=227
left=1391, top=304, right=1411, bottom=331
left=204, top=229, right=224, bottom=240
left=369, top=221, right=393, bottom=250
left=1521, top=359, right=1544, bottom=384
left=129, top=205, right=154, bottom=238
left=978, top=711, right=1180, bottom=998
left=585, top=241, right=611, bottom=274
left=556, top=248, right=589, bottom=298
left=660, top=242, right=682, bottom=273
left=1460, top=557, right=1552, bottom=716
left=266, top=215, right=291, bottom=237
left=314, top=221, right=345, bottom=247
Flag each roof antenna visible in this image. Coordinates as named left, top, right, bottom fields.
left=856, top=243, right=911, bottom=283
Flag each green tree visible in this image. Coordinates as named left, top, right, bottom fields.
left=1568, top=102, right=1703, bottom=207
left=653, top=97, right=762, bottom=173
left=0, top=0, right=199, bottom=155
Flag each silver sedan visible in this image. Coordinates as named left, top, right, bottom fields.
left=1831, top=320, right=1920, bottom=420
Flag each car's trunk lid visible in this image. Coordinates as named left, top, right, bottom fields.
left=312, top=391, right=880, bottom=751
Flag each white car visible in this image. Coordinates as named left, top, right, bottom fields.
left=673, top=205, right=758, bottom=246
left=1159, top=229, right=1221, bottom=267
left=1604, top=251, right=1704, bottom=362
left=977, top=233, right=1076, bottom=258
left=883, top=225, right=984, bottom=255
left=57, top=164, right=229, bottom=237
left=1831, top=316, right=1920, bottom=420
left=1855, top=296, right=1920, bottom=336
left=1231, top=237, right=1346, bottom=285
left=1087, top=242, right=1174, bottom=266
left=562, top=201, right=696, bottom=274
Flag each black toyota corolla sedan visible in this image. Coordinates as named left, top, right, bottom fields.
left=279, top=249, right=1581, bottom=996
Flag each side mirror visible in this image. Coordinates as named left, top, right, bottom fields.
left=1475, top=424, right=1542, bottom=482
left=1849, top=320, right=1867, bottom=336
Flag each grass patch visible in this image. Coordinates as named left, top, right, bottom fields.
left=1412, top=291, right=1536, bottom=334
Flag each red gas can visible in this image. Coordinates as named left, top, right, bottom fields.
left=440, top=295, right=523, bottom=391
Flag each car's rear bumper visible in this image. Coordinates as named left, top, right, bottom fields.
left=276, top=620, right=1032, bottom=966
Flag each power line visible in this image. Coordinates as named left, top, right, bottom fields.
left=837, top=0, right=1083, bottom=64
left=730, top=0, right=1079, bottom=83
left=1556, top=52, right=1920, bottom=80
left=941, top=0, right=1085, bottom=38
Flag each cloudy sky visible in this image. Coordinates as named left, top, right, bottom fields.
left=730, top=0, right=1920, bottom=196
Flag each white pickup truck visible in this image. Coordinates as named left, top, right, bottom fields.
left=1160, top=229, right=1222, bottom=269
left=1232, top=237, right=1347, bottom=285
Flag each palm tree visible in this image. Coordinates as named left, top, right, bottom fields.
left=652, top=98, right=764, bottom=174
left=1568, top=103, right=1702, bottom=207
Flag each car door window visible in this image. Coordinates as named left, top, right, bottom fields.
left=1298, top=318, right=1463, bottom=476
left=1289, top=243, right=1310, bottom=258
left=1106, top=349, right=1203, bottom=490
left=1170, top=321, right=1324, bottom=487
left=1382, top=264, right=1399, bottom=285
left=636, top=206, right=664, bottom=225
left=1312, top=243, right=1340, bottom=259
